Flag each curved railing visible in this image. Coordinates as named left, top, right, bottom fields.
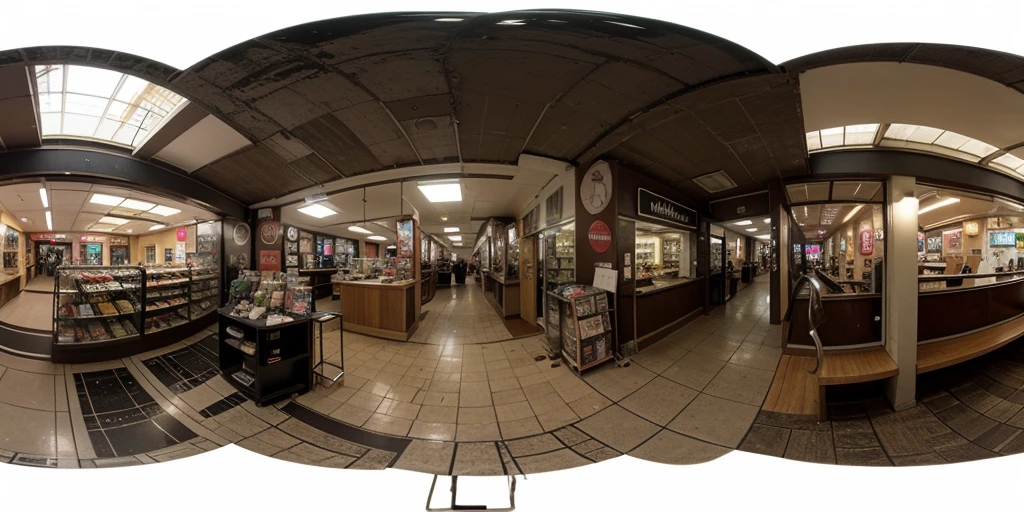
left=785, top=274, right=827, bottom=374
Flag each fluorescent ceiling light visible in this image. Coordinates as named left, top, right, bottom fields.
left=453, top=243, right=464, bottom=247
left=734, top=220, right=752, bottom=226
left=119, top=198, right=156, bottom=211
left=919, top=197, right=960, bottom=215
left=39, top=188, right=48, bottom=208
left=763, top=218, right=771, bottom=224
left=90, top=224, right=118, bottom=232
left=99, top=216, right=130, bottom=225
left=745, top=228, right=758, bottom=232
left=297, top=203, right=337, bottom=219
left=349, top=226, right=372, bottom=234
left=448, top=235, right=462, bottom=241
left=149, top=224, right=165, bottom=231
left=434, top=18, right=463, bottom=22
left=367, top=235, right=387, bottom=241
left=444, top=227, right=460, bottom=233
left=148, top=205, right=181, bottom=217
left=45, top=211, right=52, bottom=231
left=125, top=229, right=132, bottom=233
left=90, top=193, right=124, bottom=206
left=756, top=234, right=770, bottom=240
left=418, top=181, right=462, bottom=203
left=386, top=245, right=397, bottom=249
left=842, top=205, right=864, bottom=223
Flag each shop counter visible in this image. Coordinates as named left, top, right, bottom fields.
left=786, top=293, right=882, bottom=350
left=483, top=272, right=520, bottom=318
left=620, top=278, right=703, bottom=351
left=0, top=273, right=21, bottom=310
left=338, top=278, right=418, bottom=341
left=919, top=273, right=1024, bottom=342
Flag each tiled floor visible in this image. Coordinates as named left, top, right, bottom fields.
left=410, top=283, right=513, bottom=344
left=0, top=290, right=54, bottom=331
left=24, top=274, right=56, bottom=293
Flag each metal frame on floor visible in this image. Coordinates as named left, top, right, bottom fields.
left=426, top=475, right=516, bottom=511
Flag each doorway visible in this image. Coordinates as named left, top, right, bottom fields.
left=710, top=235, right=726, bottom=307
left=37, top=243, right=71, bottom=276
left=80, top=243, right=102, bottom=265
left=110, top=245, right=129, bottom=266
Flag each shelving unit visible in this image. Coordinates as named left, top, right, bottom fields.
left=54, top=266, right=143, bottom=346
left=548, top=285, right=615, bottom=374
left=218, top=307, right=313, bottom=406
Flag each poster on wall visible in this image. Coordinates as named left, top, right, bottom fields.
left=397, top=219, right=414, bottom=258
left=859, top=229, right=873, bottom=255
left=943, top=229, right=963, bottom=254
left=259, top=250, right=281, bottom=271
left=580, top=161, right=612, bottom=215
left=918, top=232, right=925, bottom=253
left=175, top=242, right=186, bottom=263
left=588, top=221, right=612, bottom=253
left=164, top=248, right=173, bottom=263
left=545, top=187, right=564, bottom=226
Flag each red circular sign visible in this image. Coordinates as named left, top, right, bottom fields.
left=588, top=220, right=612, bottom=253
left=176, top=227, right=188, bottom=242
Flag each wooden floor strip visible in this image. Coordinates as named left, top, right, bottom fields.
left=763, top=355, right=818, bottom=416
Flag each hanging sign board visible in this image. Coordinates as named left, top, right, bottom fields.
left=109, top=236, right=129, bottom=246
left=859, top=229, right=873, bottom=255
left=30, top=233, right=67, bottom=241
left=176, top=227, right=187, bottom=242
left=80, top=234, right=107, bottom=243
left=588, top=221, right=612, bottom=253
left=638, top=188, right=696, bottom=229
left=580, top=161, right=612, bottom=215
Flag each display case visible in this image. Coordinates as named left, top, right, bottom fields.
left=507, top=224, right=520, bottom=281
left=55, top=266, right=144, bottom=345
left=144, top=267, right=191, bottom=335
left=190, top=266, right=220, bottom=319
left=634, top=223, right=697, bottom=294
left=335, top=237, right=358, bottom=268
left=544, top=222, right=576, bottom=293
left=3, top=226, right=19, bottom=273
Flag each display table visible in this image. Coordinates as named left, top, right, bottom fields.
left=218, top=307, right=314, bottom=407
left=338, top=278, right=418, bottom=341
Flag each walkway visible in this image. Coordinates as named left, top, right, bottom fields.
left=410, top=281, right=513, bottom=345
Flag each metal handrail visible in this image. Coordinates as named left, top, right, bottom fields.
left=784, top=274, right=827, bottom=374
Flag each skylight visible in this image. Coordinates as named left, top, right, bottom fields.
left=35, top=65, right=185, bottom=148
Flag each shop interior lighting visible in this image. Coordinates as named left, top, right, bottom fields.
left=99, top=216, right=129, bottom=225
left=453, top=242, right=463, bottom=246
left=434, top=18, right=463, bottom=22
left=745, top=228, right=758, bottom=232
left=119, top=199, right=156, bottom=211
left=39, top=188, right=48, bottom=208
left=763, top=218, right=771, bottom=223
left=842, top=205, right=864, bottom=223
left=756, top=234, right=770, bottom=240
left=348, top=225, right=372, bottom=234
left=90, top=193, right=124, bottom=206
left=448, top=235, right=463, bottom=241
left=919, top=197, right=960, bottom=215
left=19, top=217, right=27, bottom=222
left=418, top=181, right=462, bottom=203
left=734, top=220, right=753, bottom=226
left=149, top=224, right=165, bottom=231
left=444, top=227, right=460, bottom=233
left=90, top=224, right=118, bottom=232
left=148, top=205, right=181, bottom=217
left=45, top=211, right=52, bottom=231
left=297, top=203, right=337, bottom=219
left=367, top=235, right=387, bottom=241
left=386, top=244, right=397, bottom=249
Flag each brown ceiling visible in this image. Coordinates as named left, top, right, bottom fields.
left=0, top=10, right=810, bottom=205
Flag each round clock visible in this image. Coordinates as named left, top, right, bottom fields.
left=286, top=226, right=299, bottom=242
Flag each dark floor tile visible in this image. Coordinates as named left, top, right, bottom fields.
left=88, top=430, right=116, bottom=458
left=832, top=418, right=881, bottom=449
left=195, top=335, right=220, bottom=360
left=784, top=429, right=835, bottom=464
left=997, top=432, right=1024, bottom=455
left=738, top=424, right=790, bottom=458
left=169, top=381, right=193, bottom=395
left=971, top=374, right=1016, bottom=400
left=950, top=383, right=1002, bottom=414
left=870, top=410, right=938, bottom=456
left=224, top=392, right=247, bottom=406
left=827, top=402, right=868, bottom=421
left=920, top=392, right=959, bottom=414
left=83, top=414, right=101, bottom=431
left=104, top=420, right=178, bottom=456
left=835, top=447, right=891, bottom=466
left=79, top=371, right=137, bottom=414
left=934, top=403, right=999, bottom=441
left=143, top=358, right=184, bottom=389
left=973, top=423, right=1020, bottom=451
left=985, top=400, right=1023, bottom=422
left=150, top=413, right=199, bottom=444
left=933, top=441, right=998, bottom=463
left=755, top=410, right=830, bottom=431
left=890, top=452, right=947, bottom=466
left=115, top=368, right=155, bottom=406
left=95, top=407, right=149, bottom=430
left=140, top=402, right=165, bottom=418
left=200, top=397, right=242, bottom=418
left=1006, top=390, right=1024, bottom=405
left=172, top=350, right=217, bottom=379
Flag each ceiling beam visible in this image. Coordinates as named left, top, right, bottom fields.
left=132, top=101, right=209, bottom=160
left=872, top=123, right=889, bottom=146
left=0, top=65, right=42, bottom=150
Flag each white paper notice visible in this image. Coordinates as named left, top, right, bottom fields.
left=593, top=267, right=618, bottom=293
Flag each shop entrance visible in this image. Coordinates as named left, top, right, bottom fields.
left=710, top=235, right=726, bottom=307
left=109, top=245, right=129, bottom=265
left=80, top=243, right=102, bottom=265
left=37, top=242, right=71, bottom=276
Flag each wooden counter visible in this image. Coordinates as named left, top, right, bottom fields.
left=919, top=276, right=1024, bottom=342
left=338, top=279, right=418, bottom=341
left=619, top=278, right=703, bottom=351
left=786, top=293, right=882, bottom=350
left=0, top=273, right=22, bottom=310
left=483, top=272, right=520, bottom=318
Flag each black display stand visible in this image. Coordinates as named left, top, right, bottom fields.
left=218, top=307, right=313, bottom=407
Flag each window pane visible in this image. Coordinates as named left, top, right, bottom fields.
left=66, top=66, right=121, bottom=97
left=820, top=127, right=844, bottom=147
left=959, top=139, right=998, bottom=158
left=62, top=114, right=100, bottom=137
left=35, top=65, right=64, bottom=94
left=104, top=100, right=129, bottom=120
left=64, top=94, right=109, bottom=116
left=112, top=125, right=138, bottom=145
left=94, top=119, right=120, bottom=140
left=805, top=131, right=821, bottom=151
left=38, top=93, right=62, bottom=113
left=933, top=131, right=970, bottom=150
left=993, top=153, right=1024, bottom=170
left=787, top=182, right=831, bottom=204
left=115, top=75, right=149, bottom=103
left=40, top=113, right=62, bottom=135
left=906, top=126, right=944, bottom=144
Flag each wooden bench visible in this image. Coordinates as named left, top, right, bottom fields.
left=816, top=346, right=898, bottom=420
left=917, top=314, right=1024, bottom=374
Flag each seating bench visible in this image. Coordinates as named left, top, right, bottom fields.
left=917, top=314, right=1024, bottom=374
left=816, top=346, right=898, bottom=420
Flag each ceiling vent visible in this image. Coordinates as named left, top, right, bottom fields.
left=692, top=170, right=737, bottom=194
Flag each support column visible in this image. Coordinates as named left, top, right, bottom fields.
left=885, top=176, right=918, bottom=410
left=776, top=204, right=789, bottom=324
left=769, top=181, right=784, bottom=324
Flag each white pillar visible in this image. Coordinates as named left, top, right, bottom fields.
left=885, top=176, right=918, bottom=410
left=777, top=205, right=790, bottom=316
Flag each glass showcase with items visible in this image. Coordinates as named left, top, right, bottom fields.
left=544, top=222, right=576, bottom=293
left=3, top=226, right=19, bottom=274
left=506, top=224, right=520, bottom=281
left=634, top=222, right=698, bottom=293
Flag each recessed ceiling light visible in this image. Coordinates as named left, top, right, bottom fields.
left=367, top=235, right=387, bottom=241
left=120, top=198, right=156, bottom=211
left=90, top=193, right=124, bottom=206
left=45, top=211, right=52, bottom=231
left=440, top=216, right=448, bottom=221
left=756, top=234, right=770, bottom=240
left=435, top=17, right=463, bottom=22
left=39, top=188, right=48, bottom=208
left=90, top=224, right=118, bottom=232
left=919, top=197, right=960, bottom=215
left=842, top=205, right=865, bottom=223
left=444, top=227, right=459, bottom=233
left=349, top=226, right=372, bottom=234
left=297, top=203, right=337, bottom=219
left=418, top=181, right=462, bottom=203
left=125, top=229, right=132, bottom=233
left=453, top=242, right=463, bottom=247
left=448, top=235, right=462, bottom=241
left=149, top=224, right=165, bottom=231
left=386, top=244, right=397, bottom=249
left=734, top=220, right=753, bottom=226
left=763, top=218, right=771, bottom=224
left=148, top=205, right=181, bottom=217
left=64, top=172, right=70, bottom=175
left=99, top=216, right=130, bottom=225
left=19, top=217, right=27, bottom=222
left=746, top=228, right=758, bottom=232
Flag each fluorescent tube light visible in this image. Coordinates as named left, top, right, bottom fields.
left=99, top=216, right=129, bottom=225
left=297, top=203, right=337, bottom=219
left=764, top=218, right=771, bottom=223
left=734, top=220, right=752, bottom=226
left=45, top=211, right=52, bottom=231
left=367, top=235, right=387, bottom=241
left=148, top=205, right=181, bottom=217
left=90, top=193, right=124, bottom=206
left=745, top=228, right=758, bottom=232
left=39, top=188, right=48, bottom=208
left=418, top=181, right=462, bottom=203
left=386, top=245, right=397, bottom=249
left=448, top=235, right=462, bottom=241
left=842, top=205, right=864, bottom=223
left=919, top=197, right=960, bottom=215
left=444, top=227, right=460, bottom=233
left=756, top=234, right=770, bottom=240
left=120, top=199, right=156, bottom=211
left=349, top=226, right=372, bottom=234
left=149, top=224, right=165, bottom=231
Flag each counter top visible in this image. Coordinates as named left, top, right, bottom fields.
left=336, top=278, right=416, bottom=289
left=299, top=268, right=339, bottom=274
left=0, top=273, right=21, bottom=286
left=636, top=277, right=699, bottom=296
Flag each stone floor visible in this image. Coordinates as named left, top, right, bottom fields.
left=410, top=282, right=513, bottom=345
left=0, top=290, right=53, bottom=331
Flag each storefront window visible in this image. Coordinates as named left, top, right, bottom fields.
left=544, top=222, right=575, bottom=293
left=635, top=221, right=698, bottom=292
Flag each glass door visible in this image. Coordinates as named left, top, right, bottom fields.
left=110, top=246, right=129, bottom=265
left=710, top=235, right=725, bottom=307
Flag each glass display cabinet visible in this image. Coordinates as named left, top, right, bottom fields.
left=544, top=222, right=576, bottom=294
left=54, top=265, right=144, bottom=345
left=3, top=226, right=19, bottom=273
left=143, top=267, right=191, bottom=335
left=507, top=224, right=520, bottom=281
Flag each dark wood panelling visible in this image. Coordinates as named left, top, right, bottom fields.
left=635, top=281, right=703, bottom=340
left=574, top=162, right=620, bottom=288
left=787, top=296, right=882, bottom=348
left=918, top=280, right=1024, bottom=342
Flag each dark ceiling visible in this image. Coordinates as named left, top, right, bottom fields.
left=0, top=10, right=811, bottom=206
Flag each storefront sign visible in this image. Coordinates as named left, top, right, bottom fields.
left=176, top=227, right=187, bottom=242
left=588, top=221, right=612, bottom=253
left=30, top=233, right=67, bottom=242
left=859, top=230, right=873, bottom=255
left=580, top=161, right=612, bottom=215
left=80, top=234, right=107, bottom=243
left=108, top=236, right=129, bottom=246
left=638, top=188, right=696, bottom=229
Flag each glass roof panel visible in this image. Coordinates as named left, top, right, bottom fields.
left=884, top=124, right=917, bottom=140
left=932, top=131, right=970, bottom=150
left=993, top=153, right=1024, bottom=171
left=959, top=138, right=999, bottom=158
left=844, top=124, right=877, bottom=145
left=34, top=64, right=185, bottom=148
left=806, top=131, right=821, bottom=151
left=820, top=127, right=844, bottom=147
left=906, top=126, right=944, bottom=144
